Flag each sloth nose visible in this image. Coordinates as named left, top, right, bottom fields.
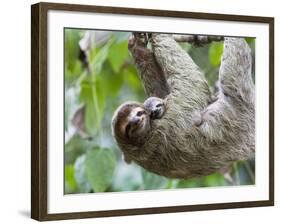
left=130, top=117, right=140, bottom=125
left=151, top=108, right=161, bottom=119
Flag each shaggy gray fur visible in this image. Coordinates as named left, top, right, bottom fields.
left=114, top=34, right=255, bottom=179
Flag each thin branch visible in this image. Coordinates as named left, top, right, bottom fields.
left=173, top=34, right=224, bottom=46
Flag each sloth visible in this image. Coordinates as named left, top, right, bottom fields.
left=112, top=33, right=255, bottom=179
left=144, top=96, right=166, bottom=119
left=126, top=33, right=170, bottom=99
left=112, top=97, right=166, bottom=145
left=112, top=96, right=166, bottom=163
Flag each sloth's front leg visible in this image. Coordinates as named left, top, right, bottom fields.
left=128, top=33, right=170, bottom=99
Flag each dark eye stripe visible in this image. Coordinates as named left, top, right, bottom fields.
left=136, top=111, right=145, bottom=116
left=156, top=103, right=163, bottom=108
left=125, top=123, right=131, bottom=139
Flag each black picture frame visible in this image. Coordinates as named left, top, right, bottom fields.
left=31, top=2, right=274, bottom=221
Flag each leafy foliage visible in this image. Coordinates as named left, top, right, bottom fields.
left=209, top=42, right=224, bottom=66
left=85, top=148, right=116, bottom=192
left=74, top=154, right=92, bottom=193
left=65, top=165, right=77, bottom=194
left=64, top=29, right=256, bottom=193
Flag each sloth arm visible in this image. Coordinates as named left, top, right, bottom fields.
left=128, top=34, right=170, bottom=98
left=201, top=38, right=254, bottom=120
left=218, top=38, right=255, bottom=107
left=151, top=34, right=211, bottom=112
left=197, top=38, right=255, bottom=151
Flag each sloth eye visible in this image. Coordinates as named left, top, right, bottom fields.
left=136, top=111, right=145, bottom=116
left=156, top=103, right=163, bottom=108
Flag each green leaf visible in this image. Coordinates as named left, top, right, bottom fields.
left=99, top=65, right=124, bottom=98
left=141, top=168, right=168, bottom=190
left=65, top=29, right=81, bottom=70
left=111, top=163, right=143, bottom=192
left=65, top=134, right=90, bottom=164
left=245, top=37, right=255, bottom=44
left=123, top=65, right=142, bottom=91
left=85, top=148, right=116, bottom=192
left=202, top=173, right=225, bottom=187
left=65, top=29, right=83, bottom=84
left=65, top=61, right=83, bottom=85
left=89, top=39, right=113, bottom=74
left=209, top=42, right=224, bottom=66
left=95, top=75, right=106, bottom=112
left=79, top=76, right=105, bottom=135
left=65, top=165, right=77, bottom=194
left=64, top=89, right=70, bottom=131
left=176, top=178, right=202, bottom=188
left=74, top=154, right=92, bottom=193
left=108, top=40, right=129, bottom=73
left=176, top=173, right=226, bottom=189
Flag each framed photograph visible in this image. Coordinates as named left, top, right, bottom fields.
left=31, top=2, right=274, bottom=221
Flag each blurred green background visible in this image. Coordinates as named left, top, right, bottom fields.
left=64, top=29, right=256, bottom=194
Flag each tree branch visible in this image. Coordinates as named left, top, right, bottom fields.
left=173, top=34, right=224, bottom=46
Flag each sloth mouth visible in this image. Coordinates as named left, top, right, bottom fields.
left=151, top=108, right=163, bottom=119
left=135, top=118, right=145, bottom=130
left=133, top=117, right=148, bottom=133
left=126, top=117, right=146, bottom=139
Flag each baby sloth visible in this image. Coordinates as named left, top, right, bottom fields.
left=144, top=97, right=166, bottom=120
left=112, top=96, right=166, bottom=152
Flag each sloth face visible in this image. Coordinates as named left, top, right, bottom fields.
left=112, top=103, right=151, bottom=146
left=125, top=107, right=150, bottom=139
left=143, top=97, right=166, bottom=119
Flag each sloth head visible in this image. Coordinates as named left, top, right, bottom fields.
left=112, top=102, right=151, bottom=147
left=144, top=97, right=166, bottom=119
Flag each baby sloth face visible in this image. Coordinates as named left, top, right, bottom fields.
left=144, top=97, right=166, bottom=120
